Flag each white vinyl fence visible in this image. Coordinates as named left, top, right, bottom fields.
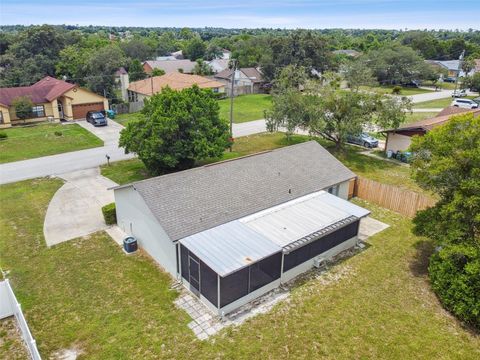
left=0, top=279, right=41, bottom=360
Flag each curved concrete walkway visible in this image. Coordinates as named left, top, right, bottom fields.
left=43, top=168, right=118, bottom=247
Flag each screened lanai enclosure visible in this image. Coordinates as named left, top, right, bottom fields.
left=178, top=190, right=369, bottom=315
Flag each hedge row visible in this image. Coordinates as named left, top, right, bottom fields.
left=102, top=203, right=117, bottom=225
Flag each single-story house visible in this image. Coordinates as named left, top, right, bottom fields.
left=113, top=141, right=369, bottom=315
left=214, top=67, right=266, bottom=94
left=143, top=59, right=196, bottom=75
left=127, top=73, right=225, bottom=103
left=384, top=107, right=480, bottom=153
left=426, top=59, right=477, bottom=79
left=0, top=76, right=108, bottom=128
left=207, top=59, right=230, bottom=74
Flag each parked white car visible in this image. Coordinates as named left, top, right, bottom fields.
left=451, top=98, right=479, bottom=109
left=451, top=89, right=467, bottom=97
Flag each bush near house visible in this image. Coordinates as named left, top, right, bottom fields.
left=429, top=244, right=480, bottom=328
left=102, top=203, right=117, bottom=225
left=0, top=132, right=7, bottom=140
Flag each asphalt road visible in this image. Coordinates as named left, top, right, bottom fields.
left=0, top=119, right=270, bottom=185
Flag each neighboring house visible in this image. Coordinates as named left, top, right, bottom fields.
left=127, top=72, right=225, bottom=103
left=171, top=50, right=184, bottom=59
left=0, top=76, right=108, bottom=128
left=214, top=67, right=265, bottom=94
left=113, top=141, right=368, bottom=315
left=426, top=59, right=476, bottom=79
left=384, top=107, right=480, bottom=153
left=207, top=59, right=230, bottom=74
left=220, top=49, right=231, bottom=60
left=333, top=49, right=361, bottom=57
left=143, top=59, right=197, bottom=75
left=114, top=67, right=130, bottom=102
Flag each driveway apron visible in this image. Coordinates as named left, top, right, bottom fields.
left=43, top=167, right=118, bottom=246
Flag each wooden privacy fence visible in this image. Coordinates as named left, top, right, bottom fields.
left=354, top=177, right=436, bottom=218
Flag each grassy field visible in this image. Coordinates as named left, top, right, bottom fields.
left=101, top=132, right=428, bottom=194
left=114, top=112, right=145, bottom=126
left=0, top=123, right=103, bottom=163
left=218, top=94, right=272, bottom=123
left=361, top=85, right=433, bottom=96
left=413, top=96, right=476, bottom=109
left=1, top=179, right=479, bottom=359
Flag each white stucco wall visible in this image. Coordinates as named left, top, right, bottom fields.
left=386, top=133, right=413, bottom=153
left=114, top=186, right=177, bottom=277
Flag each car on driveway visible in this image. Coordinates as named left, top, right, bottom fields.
left=451, top=89, right=467, bottom=97
left=86, top=111, right=108, bottom=126
left=347, top=133, right=379, bottom=148
left=451, top=98, right=479, bottom=109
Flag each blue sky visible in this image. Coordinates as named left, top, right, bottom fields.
left=1, top=1, right=479, bottom=29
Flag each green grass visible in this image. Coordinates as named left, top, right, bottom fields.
left=361, top=85, right=433, bottom=96
left=0, top=123, right=103, bottom=164
left=218, top=94, right=272, bottom=123
left=113, top=112, right=145, bottom=126
left=413, top=96, right=476, bottom=109
left=1, top=179, right=479, bottom=359
left=405, top=112, right=440, bottom=122
left=101, top=132, right=429, bottom=195
left=421, top=81, right=459, bottom=90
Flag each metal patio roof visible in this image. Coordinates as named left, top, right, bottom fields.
left=179, top=191, right=370, bottom=277
left=179, top=220, right=282, bottom=277
left=240, top=191, right=370, bottom=248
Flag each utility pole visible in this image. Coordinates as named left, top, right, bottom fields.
left=453, top=50, right=465, bottom=96
left=229, top=59, right=237, bottom=152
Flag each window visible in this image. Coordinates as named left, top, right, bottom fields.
left=0, top=111, right=3, bottom=124
left=213, top=87, right=219, bottom=93
left=31, top=105, right=45, bottom=118
left=128, top=90, right=138, bottom=103
left=327, top=184, right=340, bottom=196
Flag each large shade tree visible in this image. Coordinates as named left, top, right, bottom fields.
left=119, top=86, right=230, bottom=174
left=266, top=67, right=410, bottom=149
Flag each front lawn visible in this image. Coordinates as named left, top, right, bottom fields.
left=218, top=94, right=272, bottom=123
left=361, top=85, right=433, bottom=96
left=0, top=123, right=103, bottom=163
left=1, top=179, right=479, bottom=359
left=405, top=112, right=440, bottom=122
left=113, top=112, right=145, bottom=126
left=101, top=132, right=425, bottom=194
left=413, top=96, right=476, bottom=109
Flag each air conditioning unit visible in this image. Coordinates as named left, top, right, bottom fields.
left=313, top=257, right=326, bottom=269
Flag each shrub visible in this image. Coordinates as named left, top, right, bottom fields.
left=391, top=86, right=402, bottom=95
left=54, top=131, right=63, bottom=136
left=0, top=132, right=7, bottom=140
left=429, top=244, right=480, bottom=328
left=102, top=203, right=117, bottom=225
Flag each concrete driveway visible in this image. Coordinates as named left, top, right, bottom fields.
left=43, top=168, right=118, bottom=246
left=77, top=119, right=124, bottom=146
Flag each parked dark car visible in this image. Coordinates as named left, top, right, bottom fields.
left=402, top=80, right=420, bottom=88
left=86, top=111, right=108, bottom=126
left=347, top=133, right=379, bottom=148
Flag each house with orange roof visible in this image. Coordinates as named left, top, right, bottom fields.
left=126, top=73, right=225, bottom=103
left=0, top=76, right=108, bottom=128
left=384, top=107, right=480, bottom=153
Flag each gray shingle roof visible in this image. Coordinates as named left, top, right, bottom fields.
left=122, top=141, right=356, bottom=241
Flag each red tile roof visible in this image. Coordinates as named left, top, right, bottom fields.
left=0, top=76, right=76, bottom=107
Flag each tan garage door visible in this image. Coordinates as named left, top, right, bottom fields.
left=72, top=102, right=105, bottom=120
